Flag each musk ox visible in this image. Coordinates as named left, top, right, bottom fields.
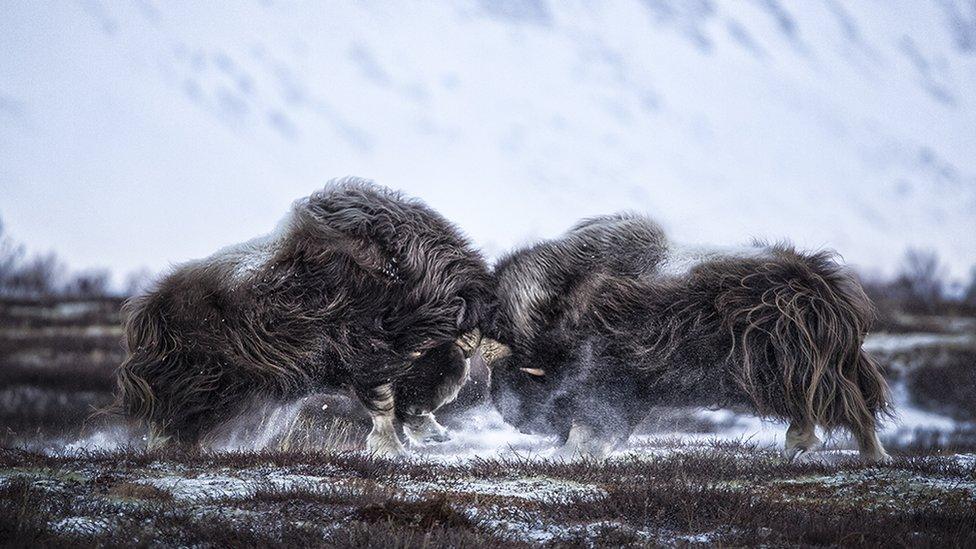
left=483, top=213, right=892, bottom=462
left=113, top=179, right=493, bottom=455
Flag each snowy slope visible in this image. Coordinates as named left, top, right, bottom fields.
left=1, top=0, right=974, bottom=280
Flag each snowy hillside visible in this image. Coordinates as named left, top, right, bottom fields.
left=1, top=1, right=974, bottom=279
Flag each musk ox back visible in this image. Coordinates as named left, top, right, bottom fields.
left=490, top=213, right=666, bottom=345
left=114, top=179, right=492, bottom=455
left=485, top=213, right=892, bottom=461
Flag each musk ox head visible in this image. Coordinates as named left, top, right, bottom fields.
left=483, top=213, right=667, bottom=441
left=486, top=335, right=576, bottom=440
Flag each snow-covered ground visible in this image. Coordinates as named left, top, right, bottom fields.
left=2, top=1, right=975, bottom=284
left=3, top=303, right=974, bottom=546
left=2, top=436, right=973, bottom=547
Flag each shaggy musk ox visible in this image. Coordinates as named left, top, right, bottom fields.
left=113, top=179, right=492, bottom=455
left=484, top=213, right=892, bottom=461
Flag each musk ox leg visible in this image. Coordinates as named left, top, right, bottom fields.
left=401, top=412, right=450, bottom=445
left=783, top=421, right=821, bottom=462
left=358, top=383, right=405, bottom=456
left=852, top=423, right=890, bottom=463
left=395, top=341, right=471, bottom=445
left=550, top=364, right=643, bottom=460
left=553, top=421, right=620, bottom=460
left=146, top=423, right=173, bottom=450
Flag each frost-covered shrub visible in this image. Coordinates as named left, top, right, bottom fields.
left=907, top=347, right=976, bottom=422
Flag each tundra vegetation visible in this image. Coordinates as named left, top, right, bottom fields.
left=0, top=218, right=974, bottom=546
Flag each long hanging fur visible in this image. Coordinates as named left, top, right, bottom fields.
left=487, top=215, right=892, bottom=459
left=588, top=246, right=892, bottom=429
left=112, top=179, right=493, bottom=445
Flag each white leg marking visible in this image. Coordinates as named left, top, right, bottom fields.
left=857, top=429, right=891, bottom=464
left=364, top=383, right=404, bottom=456
left=146, top=423, right=172, bottom=450
left=555, top=421, right=614, bottom=460
left=783, top=421, right=821, bottom=462
left=402, top=412, right=451, bottom=446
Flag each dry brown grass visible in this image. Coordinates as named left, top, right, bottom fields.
left=1, top=444, right=974, bottom=548
left=2, top=298, right=975, bottom=546
left=106, top=481, right=173, bottom=501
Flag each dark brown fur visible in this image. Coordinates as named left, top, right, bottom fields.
left=487, top=215, right=892, bottom=459
left=113, top=179, right=492, bottom=447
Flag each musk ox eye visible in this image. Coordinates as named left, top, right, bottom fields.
left=519, top=367, right=546, bottom=377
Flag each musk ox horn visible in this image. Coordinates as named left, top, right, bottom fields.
left=455, top=328, right=483, bottom=358
left=476, top=337, right=512, bottom=368
left=519, top=367, right=546, bottom=377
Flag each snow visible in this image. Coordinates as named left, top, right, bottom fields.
left=136, top=470, right=347, bottom=502
left=776, top=469, right=976, bottom=505
left=471, top=511, right=569, bottom=544
left=63, top=427, right=135, bottom=454
left=1, top=2, right=974, bottom=283
left=887, top=381, right=959, bottom=433
left=408, top=476, right=607, bottom=503
left=138, top=473, right=255, bottom=502
left=466, top=507, right=634, bottom=545
left=416, top=406, right=551, bottom=459
left=657, top=241, right=768, bottom=278
left=50, top=517, right=112, bottom=536
left=954, top=454, right=976, bottom=468
left=208, top=399, right=307, bottom=452
left=863, top=332, right=975, bottom=353
left=675, top=532, right=721, bottom=544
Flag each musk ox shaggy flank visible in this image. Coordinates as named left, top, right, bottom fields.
left=113, top=179, right=492, bottom=455
left=484, top=213, right=892, bottom=461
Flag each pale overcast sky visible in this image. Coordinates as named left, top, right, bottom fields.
left=2, top=1, right=974, bottom=284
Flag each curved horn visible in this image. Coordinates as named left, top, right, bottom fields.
left=455, top=328, right=483, bottom=358
left=477, top=337, right=512, bottom=368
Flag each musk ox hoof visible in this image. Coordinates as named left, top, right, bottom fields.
left=366, top=422, right=406, bottom=457
left=782, top=440, right=821, bottom=463
left=366, top=434, right=406, bottom=457
left=782, top=447, right=806, bottom=462
left=782, top=447, right=827, bottom=463
left=551, top=444, right=611, bottom=461
left=409, top=430, right=451, bottom=445
left=402, top=413, right=452, bottom=446
left=783, top=422, right=822, bottom=463
left=551, top=424, right=615, bottom=461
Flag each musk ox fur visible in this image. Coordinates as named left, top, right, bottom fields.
left=113, top=179, right=493, bottom=455
left=484, top=213, right=892, bottom=461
